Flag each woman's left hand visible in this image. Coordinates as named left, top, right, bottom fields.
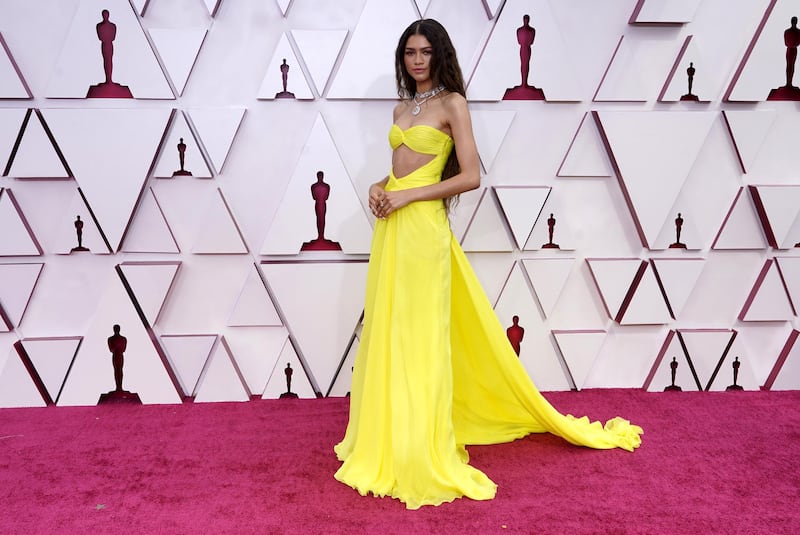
left=374, top=190, right=413, bottom=218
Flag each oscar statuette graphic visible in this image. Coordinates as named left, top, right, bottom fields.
left=301, top=171, right=342, bottom=251
left=541, top=213, right=560, bottom=249
left=86, top=10, right=133, bottom=98
left=275, top=59, right=296, bottom=99
left=172, top=138, right=192, bottom=177
left=664, top=356, right=682, bottom=391
left=71, top=215, right=89, bottom=252
left=503, top=14, right=546, bottom=100
left=680, top=62, right=699, bottom=101
left=726, top=357, right=744, bottom=391
left=280, top=362, right=298, bottom=398
left=98, top=325, right=141, bottom=403
left=768, top=17, right=800, bottom=100
left=669, top=213, right=687, bottom=249
left=506, top=316, right=525, bottom=356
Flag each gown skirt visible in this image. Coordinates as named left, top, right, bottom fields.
left=334, top=125, right=642, bottom=509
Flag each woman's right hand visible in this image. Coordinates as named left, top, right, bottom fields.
left=369, top=182, right=386, bottom=218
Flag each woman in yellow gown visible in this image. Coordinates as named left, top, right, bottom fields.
left=334, top=19, right=642, bottom=510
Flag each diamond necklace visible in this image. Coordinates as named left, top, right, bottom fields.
left=412, top=85, right=445, bottom=116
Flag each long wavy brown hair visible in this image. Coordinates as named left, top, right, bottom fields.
left=395, top=19, right=466, bottom=210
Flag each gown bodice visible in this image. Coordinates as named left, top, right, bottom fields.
left=388, top=124, right=454, bottom=189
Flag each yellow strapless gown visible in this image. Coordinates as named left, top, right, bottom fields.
left=334, top=124, right=642, bottom=509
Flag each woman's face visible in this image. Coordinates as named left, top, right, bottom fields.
left=404, top=34, right=433, bottom=89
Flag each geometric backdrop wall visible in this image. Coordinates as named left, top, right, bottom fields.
left=2, top=0, right=800, bottom=407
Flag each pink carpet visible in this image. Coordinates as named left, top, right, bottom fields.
left=1, top=389, right=798, bottom=534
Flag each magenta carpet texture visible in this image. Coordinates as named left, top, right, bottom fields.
left=1, top=389, right=799, bottom=534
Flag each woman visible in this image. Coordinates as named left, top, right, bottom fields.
left=334, top=19, right=642, bottom=510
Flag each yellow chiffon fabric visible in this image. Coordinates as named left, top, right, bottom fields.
left=334, top=124, right=642, bottom=509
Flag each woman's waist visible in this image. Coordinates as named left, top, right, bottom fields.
left=387, top=169, right=443, bottom=190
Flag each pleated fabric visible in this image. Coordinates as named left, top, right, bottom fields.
left=334, top=124, right=642, bottom=509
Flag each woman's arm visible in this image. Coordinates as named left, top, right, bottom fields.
left=375, top=93, right=480, bottom=217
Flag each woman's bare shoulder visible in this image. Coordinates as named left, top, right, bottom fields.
left=393, top=100, right=409, bottom=121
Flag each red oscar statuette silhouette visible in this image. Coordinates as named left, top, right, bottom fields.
left=98, top=324, right=141, bottom=403
left=669, top=213, right=687, bottom=249
left=71, top=215, right=89, bottom=252
left=172, top=138, right=192, bottom=176
left=301, top=171, right=342, bottom=251
left=680, top=62, right=699, bottom=101
left=664, top=356, right=682, bottom=391
left=87, top=10, right=133, bottom=98
left=726, top=357, right=744, bottom=391
left=280, top=362, right=299, bottom=398
left=506, top=315, right=525, bottom=356
left=541, top=213, right=560, bottom=249
left=275, top=59, right=296, bottom=99
left=503, top=14, right=546, bottom=100
left=768, top=17, right=800, bottom=100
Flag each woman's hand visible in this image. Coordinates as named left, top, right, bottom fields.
left=371, top=188, right=413, bottom=219
left=369, top=183, right=387, bottom=218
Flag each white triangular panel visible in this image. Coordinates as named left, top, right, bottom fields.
left=619, top=264, right=672, bottom=325
left=261, top=341, right=316, bottom=399
left=466, top=252, right=515, bottom=307
left=224, top=328, right=289, bottom=396
left=460, top=188, right=514, bottom=252
left=494, top=262, right=569, bottom=390
left=596, top=111, right=717, bottom=247
left=291, top=30, right=347, bottom=96
left=187, top=108, right=245, bottom=174
left=752, top=185, right=800, bottom=249
left=57, top=272, right=182, bottom=405
left=0, top=263, right=43, bottom=327
left=595, top=37, right=677, bottom=102
left=149, top=28, right=207, bottom=96
left=260, top=114, right=373, bottom=255
left=585, top=258, right=642, bottom=320
left=6, top=111, right=69, bottom=179
left=0, top=346, right=46, bottom=407
left=775, top=256, right=800, bottom=314
left=644, top=333, right=699, bottom=392
left=275, top=0, right=292, bottom=16
left=650, top=258, right=705, bottom=319
left=203, top=0, right=222, bottom=16
left=46, top=0, right=173, bottom=98
left=194, top=339, right=250, bottom=402
left=21, top=337, right=81, bottom=402
left=118, top=261, right=180, bottom=326
left=327, top=0, right=418, bottom=99
left=470, top=110, right=516, bottom=172
left=414, top=0, right=431, bottom=15
left=557, top=112, right=612, bottom=177
left=712, top=187, right=768, bottom=250
left=631, top=0, right=701, bottom=23
left=494, top=186, right=549, bottom=250
left=739, top=260, right=794, bottom=321
left=482, top=0, right=505, bottom=18
left=0, top=108, right=27, bottom=170
left=261, top=261, right=368, bottom=394
left=328, top=335, right=359, bottom=397
left=52, top=190, right=110, bottom=255
left=153, top=111, right=212, bottom=179
left=552, top=330, right=606, bottom=390
left=131, top=0, right=148, bottom=16
left=161, top=334, right=216, bottom=396
left=770, top=332, right=800, bottom=390
left=679, top=330, right=736, bottom=390
left=706, top=337, right=759, bottom=391
left=42, top=108, right=172, bottom=251
left=257, top=33, right=313, bottom=100
left=0, top=188, right=41, bottom=256
left=525, top=195, right=578, bottom=251
left=0, top=33, right=30, bottom=98
left=228, top=266, right=282, bottom=327
left=469, top=0, right=583, bottom=101
left=191, top=188, right=249, bottom=254
left=522, top=258, right=574, bottom=318
left=659, top=37, right=711, bottom=102
left=722, top=110, right=776, bottom=173
left=121, top=188, right=180, bottom=253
